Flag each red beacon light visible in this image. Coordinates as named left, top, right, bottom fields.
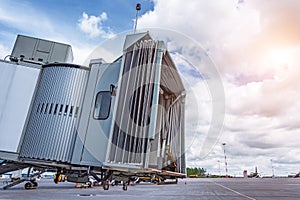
left=136, top=3, right=141, bottom=11
left=134, top=3, right=141, bottom=33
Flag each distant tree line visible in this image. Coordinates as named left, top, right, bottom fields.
left=186, top=167, right=207, bottom=178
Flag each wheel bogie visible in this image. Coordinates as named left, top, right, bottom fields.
left=122, top=184, right=128, bottom=191
left=24, top=181, right=38, bottom=190
left=103, top=181, right=109, bottom=190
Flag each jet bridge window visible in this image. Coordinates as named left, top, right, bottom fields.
left=94, top=91, right=111, bottom=120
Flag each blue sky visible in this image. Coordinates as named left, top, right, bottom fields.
left=0, top=0, right=154, bottom=63
left=25, top=0, right=154, bottom=32
left=1, top=0, right=300, bottom=177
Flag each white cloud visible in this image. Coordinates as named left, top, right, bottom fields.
left=0, top=1, right=55, bottom=36
left=0, top=1, right=82, bottom=62
left=78, top=12, right=115, bottom=39
left=0, top=1, right=115, bottom=65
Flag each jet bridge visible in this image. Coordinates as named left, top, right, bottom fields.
left=0, top=32, right=186, bottom=189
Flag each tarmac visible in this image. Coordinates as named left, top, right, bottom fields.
left=0, top=177, right=299, bottom=200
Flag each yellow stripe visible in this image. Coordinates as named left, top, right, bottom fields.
left=213, top=182, right=257, bottom=200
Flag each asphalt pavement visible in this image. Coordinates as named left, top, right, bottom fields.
left=0, top=178, right=299, bottom=200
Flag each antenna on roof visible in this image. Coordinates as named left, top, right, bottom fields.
left=134, top=3, right=141, bottom=33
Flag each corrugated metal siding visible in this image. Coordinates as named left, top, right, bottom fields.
left=107, top=40, right=159, bottom=166
left=20, top=65, right=89, bottom=163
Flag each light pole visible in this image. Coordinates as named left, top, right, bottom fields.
left=134, top=3, right=141, bottom=33
left=222, top=143, right=228, bottom=178
left=271, top=159, right=275, bottom=177
left=217, top=160, right=221, bottom=176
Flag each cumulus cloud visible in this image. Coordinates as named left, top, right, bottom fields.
left=0, top=1, right=55, bottom=36
left=78, top=12, right=115, bottom=39
left=138, top=0, right=300, bottom=176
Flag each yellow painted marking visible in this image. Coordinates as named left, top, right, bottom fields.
left=213, top=182, right=256, bottom=200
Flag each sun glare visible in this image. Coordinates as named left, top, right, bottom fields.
left=267, top=48, right=293, bottom=67
left=264, top=47, right=294, bottom=80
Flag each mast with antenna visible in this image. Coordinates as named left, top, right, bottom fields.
left=134, top=3, right=141, bottom=33
left=222, top=143, right=228, bottom=178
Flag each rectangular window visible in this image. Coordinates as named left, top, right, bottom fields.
left=94, top=91, right=111, bottom=120
left=69, top=106, right=73, bottom=117
left=44, top=103, right=49, bottom=114
left=59, top=104, right=63, bottom=115
left=37, top=103, right=41, bottom=113
left=49, top=103, right=53, bottom=114
left=41, top=103, right=45, bottom=113
left=75, top=107, right=79, bottom=118
left=54, top=104, right=58, bottom=115
left=64, top=105, right=69, bottom=116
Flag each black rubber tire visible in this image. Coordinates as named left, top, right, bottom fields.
left=122, top=184, right=128, bottom=191
left=31, top=181, right=38, bottom=187
left=24, top=182, right=32, bottom=190
left=88, top=181, right=92, bottom=188
left=103, top=182, right=109, bottom=190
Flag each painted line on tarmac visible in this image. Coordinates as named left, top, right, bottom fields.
left=213, top=182, right=256, bottom=200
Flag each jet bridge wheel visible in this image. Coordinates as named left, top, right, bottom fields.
left=24, top=181, right=38, bottom=190
left=54, top=173, right=62, bottom=184
left=122, top=184, right=128, bottom=191
left=103, top=181, right=109, bottom=190
left=24, top=182, right=32, bottom=190
left=31, top=181, right=38, bottom=188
